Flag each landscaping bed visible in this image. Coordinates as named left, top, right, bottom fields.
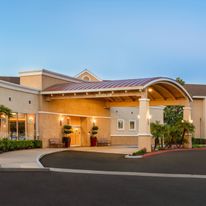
left=0, top=139, right=42, bottom=152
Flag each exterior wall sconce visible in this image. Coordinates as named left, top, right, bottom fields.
left=148, top=114, right=152, bottom=120
left=147, top=113, right=152, bottom=125
left=28, top=116, right=34, bottom=124
left=92, top=118, right=96, bottom=125
left=1, top=114, right=6, bottom=119
left=59, top=116, right=64, bottom=126
left=137, top=115, right=140, bottom=119
left=66, top=116, right=70, bottom=124
left=148, top=88, right=153, bottom=92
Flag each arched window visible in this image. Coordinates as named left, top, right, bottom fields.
left=82, top=75, right=91, bottom=81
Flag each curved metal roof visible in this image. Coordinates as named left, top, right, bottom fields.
left=42, top=77, right=192, bottom=101
left=43, top=77, right=160, bottom=91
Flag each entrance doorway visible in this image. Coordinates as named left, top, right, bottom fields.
left=70, top=126, right=81, bottom=146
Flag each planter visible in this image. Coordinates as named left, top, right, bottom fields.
left=90, top=137, right=97, bottom=147
left=63, top=137, right=71, bottom=148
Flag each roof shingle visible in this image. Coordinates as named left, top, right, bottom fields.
left=184, top=84, right=206, bottom=97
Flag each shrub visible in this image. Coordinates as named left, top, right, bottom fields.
left=0, top=139, right=42, bottom=152
left=91, top=125, right=99, bottom=138
left=192, top=138, right=206, bottom=145
left=132, top=148, right=147, bottom=156
left=63, top=125, right=73, bottom=135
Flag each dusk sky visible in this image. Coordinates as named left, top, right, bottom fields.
left=0, top=0, right=206, bottom=83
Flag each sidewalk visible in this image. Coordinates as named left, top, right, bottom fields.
left=0, top=148, right=68, bottom=168
left=0, top=146, right=138, bottom=169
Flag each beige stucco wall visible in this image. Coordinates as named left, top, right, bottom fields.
left=20, top=74, right=75, bottom=90
left=20, top=75, right=42, bottom=90
left=40, top=98, right=110, bottom=117
left=110, top=106, right=164, bottom=137
left=191, top=99, right=205, bottom=138
left=111, top=136, right=139, bottom=145
left=0, top=87, right=39, bottom=113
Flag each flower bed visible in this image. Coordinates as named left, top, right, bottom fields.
left=0, top=139, right=42, bottom=152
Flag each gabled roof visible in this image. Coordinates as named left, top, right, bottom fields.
left=184, top=84, right=206, bottom=98
left=75, top=69, right=102, bottom=81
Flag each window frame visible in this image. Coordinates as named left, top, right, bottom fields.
left=129, top=120, right=136, bottom=131
left=117, top=119, right=125, bottom=130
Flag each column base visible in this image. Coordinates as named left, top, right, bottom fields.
left=138, top=135, right=152, bottom=152
left=183, top=134, right=192, bottom=149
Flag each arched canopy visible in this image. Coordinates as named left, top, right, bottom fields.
left=42, top=77, right=192, bottom=103
left=143, top=78, right=192, bottom=102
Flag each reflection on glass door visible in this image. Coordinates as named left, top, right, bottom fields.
left=70, top=127, right=81, bottom=146
left=9, top=113, right=26, bottom=140
left=9, top=113, right=18, bottom=140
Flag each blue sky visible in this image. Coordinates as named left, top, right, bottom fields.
left=0, top=0, right=206, bottom=83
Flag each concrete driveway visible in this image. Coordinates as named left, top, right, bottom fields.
left=40, top=150, right=206, bottom=175
left=0, top=171, right=206, bottom=206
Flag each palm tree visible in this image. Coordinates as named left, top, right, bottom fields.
left=151, top=121, right=164, bottom=149
left=177, top=120, right=195, bottom=144
left=0, top=105, right=12, bottom=117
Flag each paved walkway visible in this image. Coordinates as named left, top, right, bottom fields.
left=0, top=148, right=68, bottom=168
left=0, top=146, right=138, bottom=168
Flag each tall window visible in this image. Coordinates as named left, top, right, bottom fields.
left=117, top=119, right=124, bottom=130
left=129, top=120, right=136, bottom=130
left=8, top=113, right=35, bottom=140
left=18, top=113, right=26, bottom=139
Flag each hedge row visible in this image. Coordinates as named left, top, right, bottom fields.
left=192, top=138, right=206, bottom=145
left=0, top=139, right=42, bottom=152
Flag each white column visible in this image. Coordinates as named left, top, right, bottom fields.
left=183, top=106, right=192, bottom=122
left=138, top=98, right=152, bottom=152
left=138, top=98, right=151, bottom=135
left=183, top=106, right=192, bottom=148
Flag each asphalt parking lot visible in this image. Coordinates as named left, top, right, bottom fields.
left=40, top=150, right=206, bottom=174
left=0, top=171, right=206, bottom=206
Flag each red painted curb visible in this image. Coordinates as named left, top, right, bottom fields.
left=143, top=147, right=206, bottom=158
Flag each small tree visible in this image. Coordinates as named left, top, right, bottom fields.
left=151, top=121, right=164, bottom=149
left=164, top=77, right=185, bottom=125
left=164, top=106, right=183, bottom=125
left=176, top=77, right=185, bottom=86
left=90, top=124, right=99, bottom=146
left=91, top=125, right=99, bottom=138
left=62, top=125, right=73, bottom=147
left=177, top=121, right=195, bottom=144
left=0, top=105, right=12, bottom=118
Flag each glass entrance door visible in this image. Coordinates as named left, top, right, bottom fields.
left=70, top=127, right=81, bottom=146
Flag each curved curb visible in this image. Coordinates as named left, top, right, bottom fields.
left=49, top=167, right=206, bottom=179
left=36, top=149, right=69, bottom=168
left=143, top=147, right=206, bottom=158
